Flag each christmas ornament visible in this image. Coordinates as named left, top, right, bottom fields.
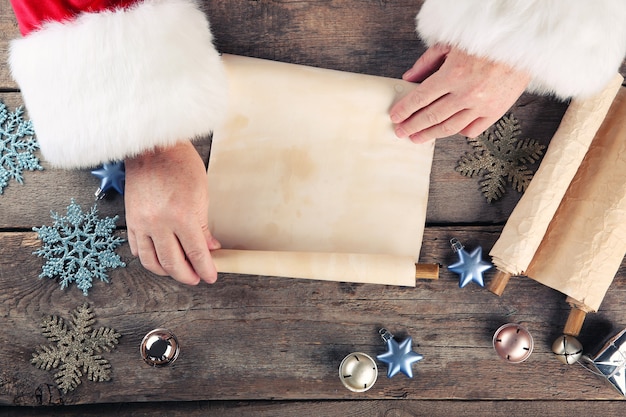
left=140, top=329, right=180, bottom=367
left=376, top=328, right=423, bottom=378
left=0, top=100, right=42, bottom=194
left=91, top=161, right=125, bottom=199
left=492, top=323, right=533, bottom=363
left=31, top=303, right=121, bottom=393
left=551, top=334, right=583, bottom=365
left=448, top=238, right=492, bottom=288
left=456, top=113, right=545, bottom=202
left=33, top=199, right=126, bottom=295
left=589, top=328, right=626, bottom=396
left=338, top=352, right=378, bottom=392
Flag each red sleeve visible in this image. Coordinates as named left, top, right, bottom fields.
left=9, top=0, right=139, bottom=35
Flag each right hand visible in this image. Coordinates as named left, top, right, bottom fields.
left=390, top=44, right=530, bottom=143
left=124, top=140, right=220, bottom=285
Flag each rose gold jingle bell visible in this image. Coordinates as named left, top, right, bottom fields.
left=140, top=329, right=180, bottom=367
left=493, top=323, right=534, bottom=363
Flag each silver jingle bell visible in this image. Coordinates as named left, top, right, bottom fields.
left=140, top=329, right=180, bottom=367
left=339, top=352, right=378, bottom=392
left=493, top=323, right=534, bottom=363
left=551, top=334, right=583, bottom=365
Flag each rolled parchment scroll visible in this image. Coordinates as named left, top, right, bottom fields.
left=526, top=86, right=626, bottom=312
left=490, top=74, right=625, bottom=313
left=206, top=55, right=436, bottom=286
left=212, top=250, right=439, bottom=286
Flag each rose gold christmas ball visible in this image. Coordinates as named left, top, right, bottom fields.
left=492, top=323, right=534, bottom=363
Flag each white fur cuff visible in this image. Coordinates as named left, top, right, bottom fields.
left=9, top=0, right=227, bottom=168
left=417, top=0, right=626, bottom=100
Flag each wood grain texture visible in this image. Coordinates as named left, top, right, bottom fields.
left=2, top=0, right=626, bottom=413
left=1, top=0, right=625, bottom=89
left=0, top=0, right=20, bottom=89
left=0, top=90, right=567, bottom=228
left=1, top=228, right=625, bottom=406
left=4, top=400, right=626, bottom=417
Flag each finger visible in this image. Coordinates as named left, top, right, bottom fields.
left=127, top=228, right=138, bottom=257
left=390, top=78, right=450, bottom=130
left=152, top=234, right=202, bottom=286
left=402, top=44, right=450, bottom=83
left=135, top=234, right=168, bottom=277
left=134, top=228, right=208, bottom=286
left=396, top=93, right=462, bottom=139
left=460, top=116, right=500, bottom=138
left=410, top=109, right=478, bottom=144
left=177, top=225, right=219, bottom=284
left=203, top=223, right=222, bottom=251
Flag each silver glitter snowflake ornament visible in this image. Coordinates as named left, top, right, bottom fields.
left=0, top=101, right=43, bottom=194
left=33, top=199, right=126, bottom=295
left=31, top=303, right=121, bottom=393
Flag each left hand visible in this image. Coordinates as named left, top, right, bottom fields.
left=390, top=44, right=531, bottom=143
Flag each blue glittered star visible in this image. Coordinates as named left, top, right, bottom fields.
left=376, top=336, right=423, bottom=378
left=448, top=246, right=492, bottom=288
left=91, top=161, right=125, bottom=198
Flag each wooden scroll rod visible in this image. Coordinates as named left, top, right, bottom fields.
left=488, top=269, right=512, bottom=296
left=415, top=263, right=440, bottom=280
left=563, top=297, right=591, bottom=337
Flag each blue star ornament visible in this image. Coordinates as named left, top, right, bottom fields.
left=448, top=245, right=492, bottom=288
left=91, top=161, right=125, bottom=199
left=377, top=336, right=423, bottom=378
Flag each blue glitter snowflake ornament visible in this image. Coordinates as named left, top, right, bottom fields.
left=33, top=200, right=126, bottom=295
left=0, top=101, right=43, bottom=194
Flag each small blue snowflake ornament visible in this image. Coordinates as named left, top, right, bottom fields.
left=33, top=200, right=126, bottom=295
left=91, top=161, right=125, bottom=199
left=0, top=101, right=43, bottom=194
left=376, top=328, right=423, bottom=378
left=447, top=238, right=492, bottom=288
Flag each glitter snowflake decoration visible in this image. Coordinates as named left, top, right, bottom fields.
left=33, top=199, right=126, bottom=295
left=456, top=114, right=545, bottom=202
left=0, top=100, right=42, bottom=194
left=31, top=303, right=121, bottom=393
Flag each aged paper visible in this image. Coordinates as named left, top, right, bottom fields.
left=207, top=55, right=434, bottom=285
left=490, top=74, right=623, bottom=275
left=525, top=87, right=626, bottom=312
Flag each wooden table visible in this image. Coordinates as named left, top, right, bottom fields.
left=1, top=1, right=625, bottom=416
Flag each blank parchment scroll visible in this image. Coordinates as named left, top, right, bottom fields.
left=206, top=55, right=435, bottom=286
left=490, top=75, right=626, bottom=312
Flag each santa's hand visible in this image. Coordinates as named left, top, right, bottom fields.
left=390, top=44, right=530, bottom=143
left=125, top=140, right=220, bottom=285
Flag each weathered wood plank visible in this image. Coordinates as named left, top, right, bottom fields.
left=0, top=92, right=212, bottom=229
left=4, top=400, right=626, bottom=417
left=2, top=1, right=626, bottom=413
left=2, top=0, right=626, bottom=88
left=0, top=90, right=566, bottom=229
left=1, top=227, right=625, bottom=406
left=0, top=0, right=575, bottom=228
left=0, top=0, right=20, bottom=89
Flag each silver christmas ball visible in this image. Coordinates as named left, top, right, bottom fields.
left=339, top=352, right=378, bottom=392
left=140, top=328, right=180, bottom=367
left=551, top=335, right=583, bottom=365
left=492, top=323, right=534, bottom=363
